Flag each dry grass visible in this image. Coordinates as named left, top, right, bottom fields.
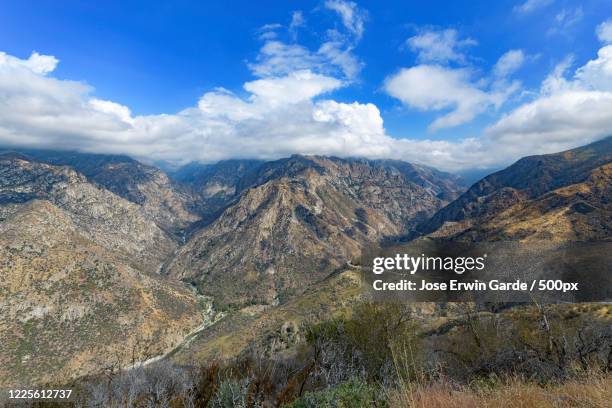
left=388, top=374, right=612, bottom=408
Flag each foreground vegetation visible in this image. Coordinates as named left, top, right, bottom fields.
left=9, top=302, right=611, bottom=407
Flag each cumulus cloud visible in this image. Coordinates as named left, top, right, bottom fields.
left=0, top=51, right=388, bottom=165
left=1, top=19, right=612, bottom=174
left=0, top=51, right=58, bottom=74
left=0, top=49, right=494, bottom=171
left=386, top=28, right=524, bottom=132
left=385, top=60, right=521, bottom=132
left=385, top=65, right=512, bottom=131
left=575, top=46, right=612, bottom=91
left=596, top=19, right=612, bottom=43
left=406, top=29, right=477, bottom=64
left=513, top=0, right=554, bottom=15
left=483, top=45, right=612, bottom=157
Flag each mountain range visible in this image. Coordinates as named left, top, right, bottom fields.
left=420, top=137, right=611, bottom=242
left=0, top=136, right=609, bottom=387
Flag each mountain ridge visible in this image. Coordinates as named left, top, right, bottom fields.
left=164, top=155, right=465, bottom=308
left=419, top=136, right=612, bottom=242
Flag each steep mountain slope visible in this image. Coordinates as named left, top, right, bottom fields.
left=420, top=137, right=612, bottom=242
left=7, top=149, right=201, bottom=234
left=0, top=154, right=176, bottom=270
left=165, top=155, right=464, bottom=308
left=171, top=159, right=265, bottom=223
left=0, top=155, right=207, bottom=387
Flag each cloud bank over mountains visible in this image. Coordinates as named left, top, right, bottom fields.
left=0, top=1, right=611, bottom=172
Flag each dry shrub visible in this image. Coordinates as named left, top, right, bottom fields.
left=387, top=374, right=612, bottom=408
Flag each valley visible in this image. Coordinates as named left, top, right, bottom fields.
left=0, top=137, right=610, bottom=392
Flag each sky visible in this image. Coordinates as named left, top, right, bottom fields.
left=0, top=0, right=611, bottom=173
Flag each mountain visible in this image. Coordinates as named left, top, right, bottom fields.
left=171, top=159, right=265, bottom=224
left=0, top=154, right=207, bottom=387
left=420, top=137, right=612, bottom=242
left=2, top=138, right=610, bottom=389
left=172, top=159, right=264, bottom=197
left=0, top=154, right=177, bottom=269
left=164, top=155, right=464, bottom=308
left=7, top=149, right=202, bottom=234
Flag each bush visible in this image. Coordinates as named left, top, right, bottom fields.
left=285, top=378, right=382, bottom=408
left=306, top=302, right=423, bottom=386
left=431, top=303, right=612, bottom=383
left=209, top=378, right=250, bottom=408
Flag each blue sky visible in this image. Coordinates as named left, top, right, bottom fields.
left=0, top=0, right=611, bottom=172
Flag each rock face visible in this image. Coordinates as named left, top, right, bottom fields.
left=420, top=136, right=612, bottom=242
left=0, top=154, right=205, bottom=387
left=0, top=150, right=463, bottom=385
left=0, top=155, right=177, bottom=270
left=164, top=155, right=464, bottom=308
left=11, top=150, right=201, bottom=235
left=171, top=159, right=265, bottom=225
left=2, top=138, right=610, bottom=387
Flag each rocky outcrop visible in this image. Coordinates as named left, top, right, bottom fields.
left=7, top=150, right=202, bottom=235
left=165, top=155, right=464, bottom=308
left=0, top=155, right=205, bottom=387
left=420, top=136, right=612, bottom=242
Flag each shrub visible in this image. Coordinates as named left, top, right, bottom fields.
left=306, top=302, right=422, bottom=386
left=209, top=378, right=251, bottom=408
left=285, top=378, right=382, bottom=408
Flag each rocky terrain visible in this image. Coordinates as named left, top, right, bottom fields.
left=0, top=149, right=464, bottom=387
left=164, top=155, right=464, bottom=308
left=171, top=159, right=264, bottom=217
left=420, top=137, right=612, bottom=242
left=12, top=150, right=201, bottom=235
left=0, top=154, right=207, bottom=387
left=1, top=137, right=610, bottom=389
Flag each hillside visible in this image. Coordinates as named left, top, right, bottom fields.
left=6, top=149, right=202, bottom=235
left=164, top=155, right=464, bottom=308
left=420, top=137, right=612, bottom=242
left=0, top=154, right=207, bottom=387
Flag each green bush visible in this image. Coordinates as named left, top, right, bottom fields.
left=284, top=378, right=382, bottom=408
left=306, top=302, right=423, bottom=382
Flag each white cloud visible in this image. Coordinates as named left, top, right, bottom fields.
left=317, top=41, right=362, bottom=80
left=575, top=45, right=612, bottom=91
left=289, top=11, right=304, bottom=39
left=406, top=29, right=477, bottom=64
left=244, top=71, right=342, bottom=105
left=324, top=0, right=366, bottom=41
left=596, top=19, right=612, bottom=43
left=248, top=41, right=322, bottom=77
left=485, top=90, right=612, bottom=153
left=1, top=23, right=612, bottom=174
left=547, top=7, right=583, bottom=36
left=248, top=39, right=361, bottom=81
left=513, top=0, right=554, bottom=15
left=0, top=51, right=385, bottom=165
left=257, top=23, right=282, bottom=40
left=483, top=46, right=612, bottom=158
left=389, top=29, right=521, bottom=132
left=0, top=51, right=58, bottom=74
left=384, top=65, right=518, bottom=131
left=493, top=49, right=525, bottom=77
left=248, top=5, right=364, bottom=81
